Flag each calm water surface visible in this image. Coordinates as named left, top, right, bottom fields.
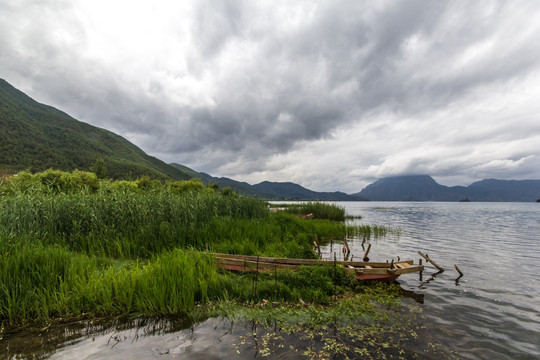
left=338, top=201, right=540, bottom=359
left=2, top=202, right=539, bottom=359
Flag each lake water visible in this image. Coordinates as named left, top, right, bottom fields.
left=338, top=201, right=540, bottom=359
left=1, top=202, right=539, bottom=359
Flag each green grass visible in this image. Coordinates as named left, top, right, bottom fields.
left=0, top=240, right=360, bottom=325
left=271, top=202, right=346, bottom=221
left=0, top=242, right=223, bottom=323
left=0, top=184, right=267, bottom=259
left=0, top=170, right=401, bottom=328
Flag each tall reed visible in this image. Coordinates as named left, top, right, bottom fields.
left=274, top=202, right=346, bottom=221
left=0, top=189, right=268, bottom=258
left=0, top=239, right=356, bottom=325
left=0, top=240, right=224, bottom=325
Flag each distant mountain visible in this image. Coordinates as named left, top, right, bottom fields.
left=202, top=174, right=273, bottom=198
left=169, top=164, right=363, bottom=200
left=253, top=181, right=363, bottom=201
left=353, top=175, right=540, bottom=202
left=354, top=175, right=464, bottom=201
left=466, top=179, right=540, bottom=202
left=0, top=79, right=190, bottom=180
left=169, top=163, right=271, bottom=198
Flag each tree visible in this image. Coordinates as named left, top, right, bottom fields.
left=91, top=158, right=107, bottom=179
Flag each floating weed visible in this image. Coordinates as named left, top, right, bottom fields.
left=199, top=284, right=454, bottom=360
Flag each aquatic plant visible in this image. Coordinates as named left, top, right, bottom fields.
left=271, top=202, right=346, bottom=221
left=0, top=242, right=225, bottom=324
left=0, top=239, right=356, bottom=326
left=189, top=283, right=451, bottom=360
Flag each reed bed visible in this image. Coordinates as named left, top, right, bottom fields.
left=0, top=242, right=224, bottom=324
left=0, top=240, right=357, bottom=325
left=344, top=224, right=392, bottom=239
left=272, top=202, right=346, bottom=221
left=194, top=213, right=360, bottom=258
left=0, top=189, right=268, bottom=258
left=0, top=170, right=395, bottom=327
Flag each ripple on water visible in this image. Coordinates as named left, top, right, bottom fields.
left=340, top=201, right=540, bottom=359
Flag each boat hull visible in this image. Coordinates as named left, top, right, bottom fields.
left=355, top=273, right=400, bottom=282
left=213, top=253, right=423, bottom=283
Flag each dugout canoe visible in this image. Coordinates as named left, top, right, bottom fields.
left=213, top=253, right=423, bottom=282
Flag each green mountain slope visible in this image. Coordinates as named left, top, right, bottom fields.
left=0, top=79, right=190, bottom=180
left=253, top=181, right=363, bottom=201
left=169, top=163, right=206, bottom=179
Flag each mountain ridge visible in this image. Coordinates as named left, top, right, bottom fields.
left=169, top=164, right=362, bottom=200
left=252, top=181, right=362, bottom=201
left=353, top=175, right=540, bottom=202
left=0, top=78, right=190, bottom=180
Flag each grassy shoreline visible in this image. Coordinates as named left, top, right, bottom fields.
left=0, top=170, right=391, bottom=328
left=0, top=170, right=455, bottom=359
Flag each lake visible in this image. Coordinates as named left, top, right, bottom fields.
left=1, top=202, right=539, bottom=359
left=338, top=201, right=540, bottom=359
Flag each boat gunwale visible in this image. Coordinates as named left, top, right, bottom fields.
left=212, top=253, right=424, bottom=278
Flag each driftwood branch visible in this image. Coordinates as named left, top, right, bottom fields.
left=313, top=235, right=321, bottom=258
left=418, top=251, right=444, bottom=272
left=342, top=238, right=351, bottom=255
left=363, top=243, right=371, bottom=262
left=454, top=264, right=464, bottom=277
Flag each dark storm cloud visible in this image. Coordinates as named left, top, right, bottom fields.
left=1, top=1, right=540, bottom=190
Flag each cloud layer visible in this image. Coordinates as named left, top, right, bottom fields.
left=2, top=0, right=540, bottom=192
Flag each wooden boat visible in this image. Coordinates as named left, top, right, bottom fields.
left=213, top=253, right=424, bottom=282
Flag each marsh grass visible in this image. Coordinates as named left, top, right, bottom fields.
left=0, top=243, right=224, bottom=324
left=344, top=224, right=392, bottom=239
left=0, top=170, right=403, bottom=328
left=271, top=202, right=346, bottom=221
left=195, top=213, right=362, bottom=258
left=0, top=184, right=347, bottom=325
left=0, top=189, right=268, bottom=258
left=0, top=241, right=358, bottom=325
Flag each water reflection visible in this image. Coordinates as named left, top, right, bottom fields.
left=399, top=287, right=425, bottom=304
left=1, top=306, right=447, bottom=360
left=1, top=316, right=197, bottom=359
left=339, top=201, right=540, bottom=359
left=422, top=269, right=444, bottom=284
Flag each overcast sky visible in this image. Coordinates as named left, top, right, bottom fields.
left=1, top=1, right=540, bottom=193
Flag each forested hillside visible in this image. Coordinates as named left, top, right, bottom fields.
left=0, top=79, right=190, bottom=180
